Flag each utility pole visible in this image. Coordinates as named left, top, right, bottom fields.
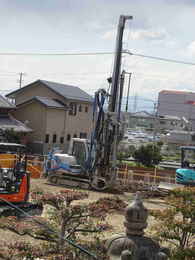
left=133, top=93, right=138, bottom=113
left=18, top=72, right=25, bottom=88
left=125, top=72, right=132, bottom=112
left=153, top=102, right=159, bottom=143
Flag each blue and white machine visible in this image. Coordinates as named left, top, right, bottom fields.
left=45, top=138, right=89, bottom=175
left=176, top=146, right=195, bottom=185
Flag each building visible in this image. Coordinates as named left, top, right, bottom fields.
left=6, top=80, right=93, bottom=154
left=163, top=130, right=195, bottom=146
left=0, top=95, right=32, bottom=143
left=128, top=111, right=154, bottom=129
left=157, top=90, right=195, bottom=130
left=158, top=115, right=184, bottom=132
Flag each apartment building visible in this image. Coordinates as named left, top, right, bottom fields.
left=157, top=90, right=195, bottom=130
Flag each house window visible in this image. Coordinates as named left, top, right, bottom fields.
left=80, top=132, right=87, bottom=138
left=45, top=134, right=49, bottom=143
left=73, top=134, right=77, bottom=138
left=60, top=137, right=64, bottom=144
left=67, top=134, right=71, bottom=141
left=69, top=102, right=77, bottom=116
left=192, top=134, right=195, bottom=141
left=79, top=105, right=82, bottom=112
left=53, top=134, right=57, bottom=143
left=85, top=106, right=88, bottom=113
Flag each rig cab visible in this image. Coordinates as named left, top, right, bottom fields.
left=176, top=146, right=195, bottom=185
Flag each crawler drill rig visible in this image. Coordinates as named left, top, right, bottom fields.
left=46, top=15, right=132, bottom=191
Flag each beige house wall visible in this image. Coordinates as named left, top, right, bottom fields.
left=45, top=108, right=67, bottom=151
left=65, top=102, right=92, bottom=140
left=10, top=82, right=93, bottom=153
left=12, top=102, right=46, bottom=142
left=15, top=83, right=67, bottom=105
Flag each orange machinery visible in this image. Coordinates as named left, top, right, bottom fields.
left=0, top=143, right=30, bottom=206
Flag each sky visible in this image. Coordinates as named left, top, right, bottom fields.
left=0, top=0, right=195, bottom=111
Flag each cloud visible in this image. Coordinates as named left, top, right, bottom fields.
left=102, top=28, right=167, bottom=42
left=187, top=41, right=195, bottom=56
left=101, top=30, right=116, bottom=40
left=131, top=28, right=167, bottom=41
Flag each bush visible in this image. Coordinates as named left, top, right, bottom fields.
left=133, top=144, right=162, bottom=167
left=151, top=187, right=195, bottom=260
left=0, top=189, right=126, bottom=259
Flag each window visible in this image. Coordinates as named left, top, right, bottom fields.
left=79, top=105, right=82, bottom=112
left=85, top=106, right=88, bottom=113
left=60, top=137, right=64, bottom=144
left=53, top=134, right=57, bottom=143
left=67, top=134, right=71, bottom=141
left=45, top=134, right=49, bottom=143
left=80, top=132, right=87, bottom=138
left=69, top=102, right=77, bottom=116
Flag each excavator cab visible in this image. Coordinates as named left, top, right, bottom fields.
left=176, top=146, right=195, bottom=185
left=69, top=138, right=89, bottom=169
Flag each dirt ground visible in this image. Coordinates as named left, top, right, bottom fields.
left=0, top=178, right=167, bottom=245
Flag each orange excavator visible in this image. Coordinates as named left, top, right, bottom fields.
left=0, top=143, right=40, bottom=216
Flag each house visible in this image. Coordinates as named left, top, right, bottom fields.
left=128, top=111, right=154, bottom=129
left=0, top=95, right=32, bottom=143
left=6, top=80, right=93, bottom=154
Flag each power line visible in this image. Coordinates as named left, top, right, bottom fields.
left=124, top=50, right=195, bottom=66
left=0, top=51, right=114, bottom=56
left=0, top=50, right=194, bottom=66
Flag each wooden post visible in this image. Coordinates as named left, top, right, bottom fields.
left=154, top=166, right=157, bottom=185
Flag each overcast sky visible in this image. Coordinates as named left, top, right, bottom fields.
left=0, top=0, right=195, bottom=111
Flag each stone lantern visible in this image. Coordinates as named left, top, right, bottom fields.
left=106, top=192, right=169, bottom=260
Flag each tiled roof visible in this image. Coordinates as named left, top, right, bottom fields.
left=160, top=90, right=195, bottom=95
left=130, top=111, right=153, bottom=118
left=6, top=79, right=93, bottom=103
left=34, top=96, right=65, bottom=108
left=0, top=115, right=32, bottom=132
left=17, top=96, right=66, bottom=109
left=0, top=95, right=15, bottom=108
left=40, top=80, right=93, bottom=103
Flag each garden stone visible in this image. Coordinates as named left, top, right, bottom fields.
left=106, top=192, right=169, bottom=260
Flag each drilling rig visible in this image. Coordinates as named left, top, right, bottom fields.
left=46, top=15, right=133, bottom=191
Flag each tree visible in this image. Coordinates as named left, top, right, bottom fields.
left=0, top=188, right=126, bottom=259
left=117, top=143, right=136, bottom=164
left=151, top=187, right=195, bottom=260
left=133, top=144, right=162, bottom=167
left=1, top=129, right=22, bottom=143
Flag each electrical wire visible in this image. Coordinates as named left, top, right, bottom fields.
left=124, top=50, right=195, bottom=66
left=0, top=197, right=98, bottom=260
left=0, top=52, right=113, bottom=56
left=0, top=50, right=194, bottom=66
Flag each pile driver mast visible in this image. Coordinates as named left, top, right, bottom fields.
left=90, top=15, right=133, bottom=190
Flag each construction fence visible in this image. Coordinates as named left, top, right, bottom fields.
left=0, top=154, right=45, bottom=179
left=0, top=153, right=176, bottom=185
left=117, top=165, right=176, bottom=186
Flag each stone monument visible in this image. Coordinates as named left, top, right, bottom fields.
left=106, top=192, right=169, bottom=260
